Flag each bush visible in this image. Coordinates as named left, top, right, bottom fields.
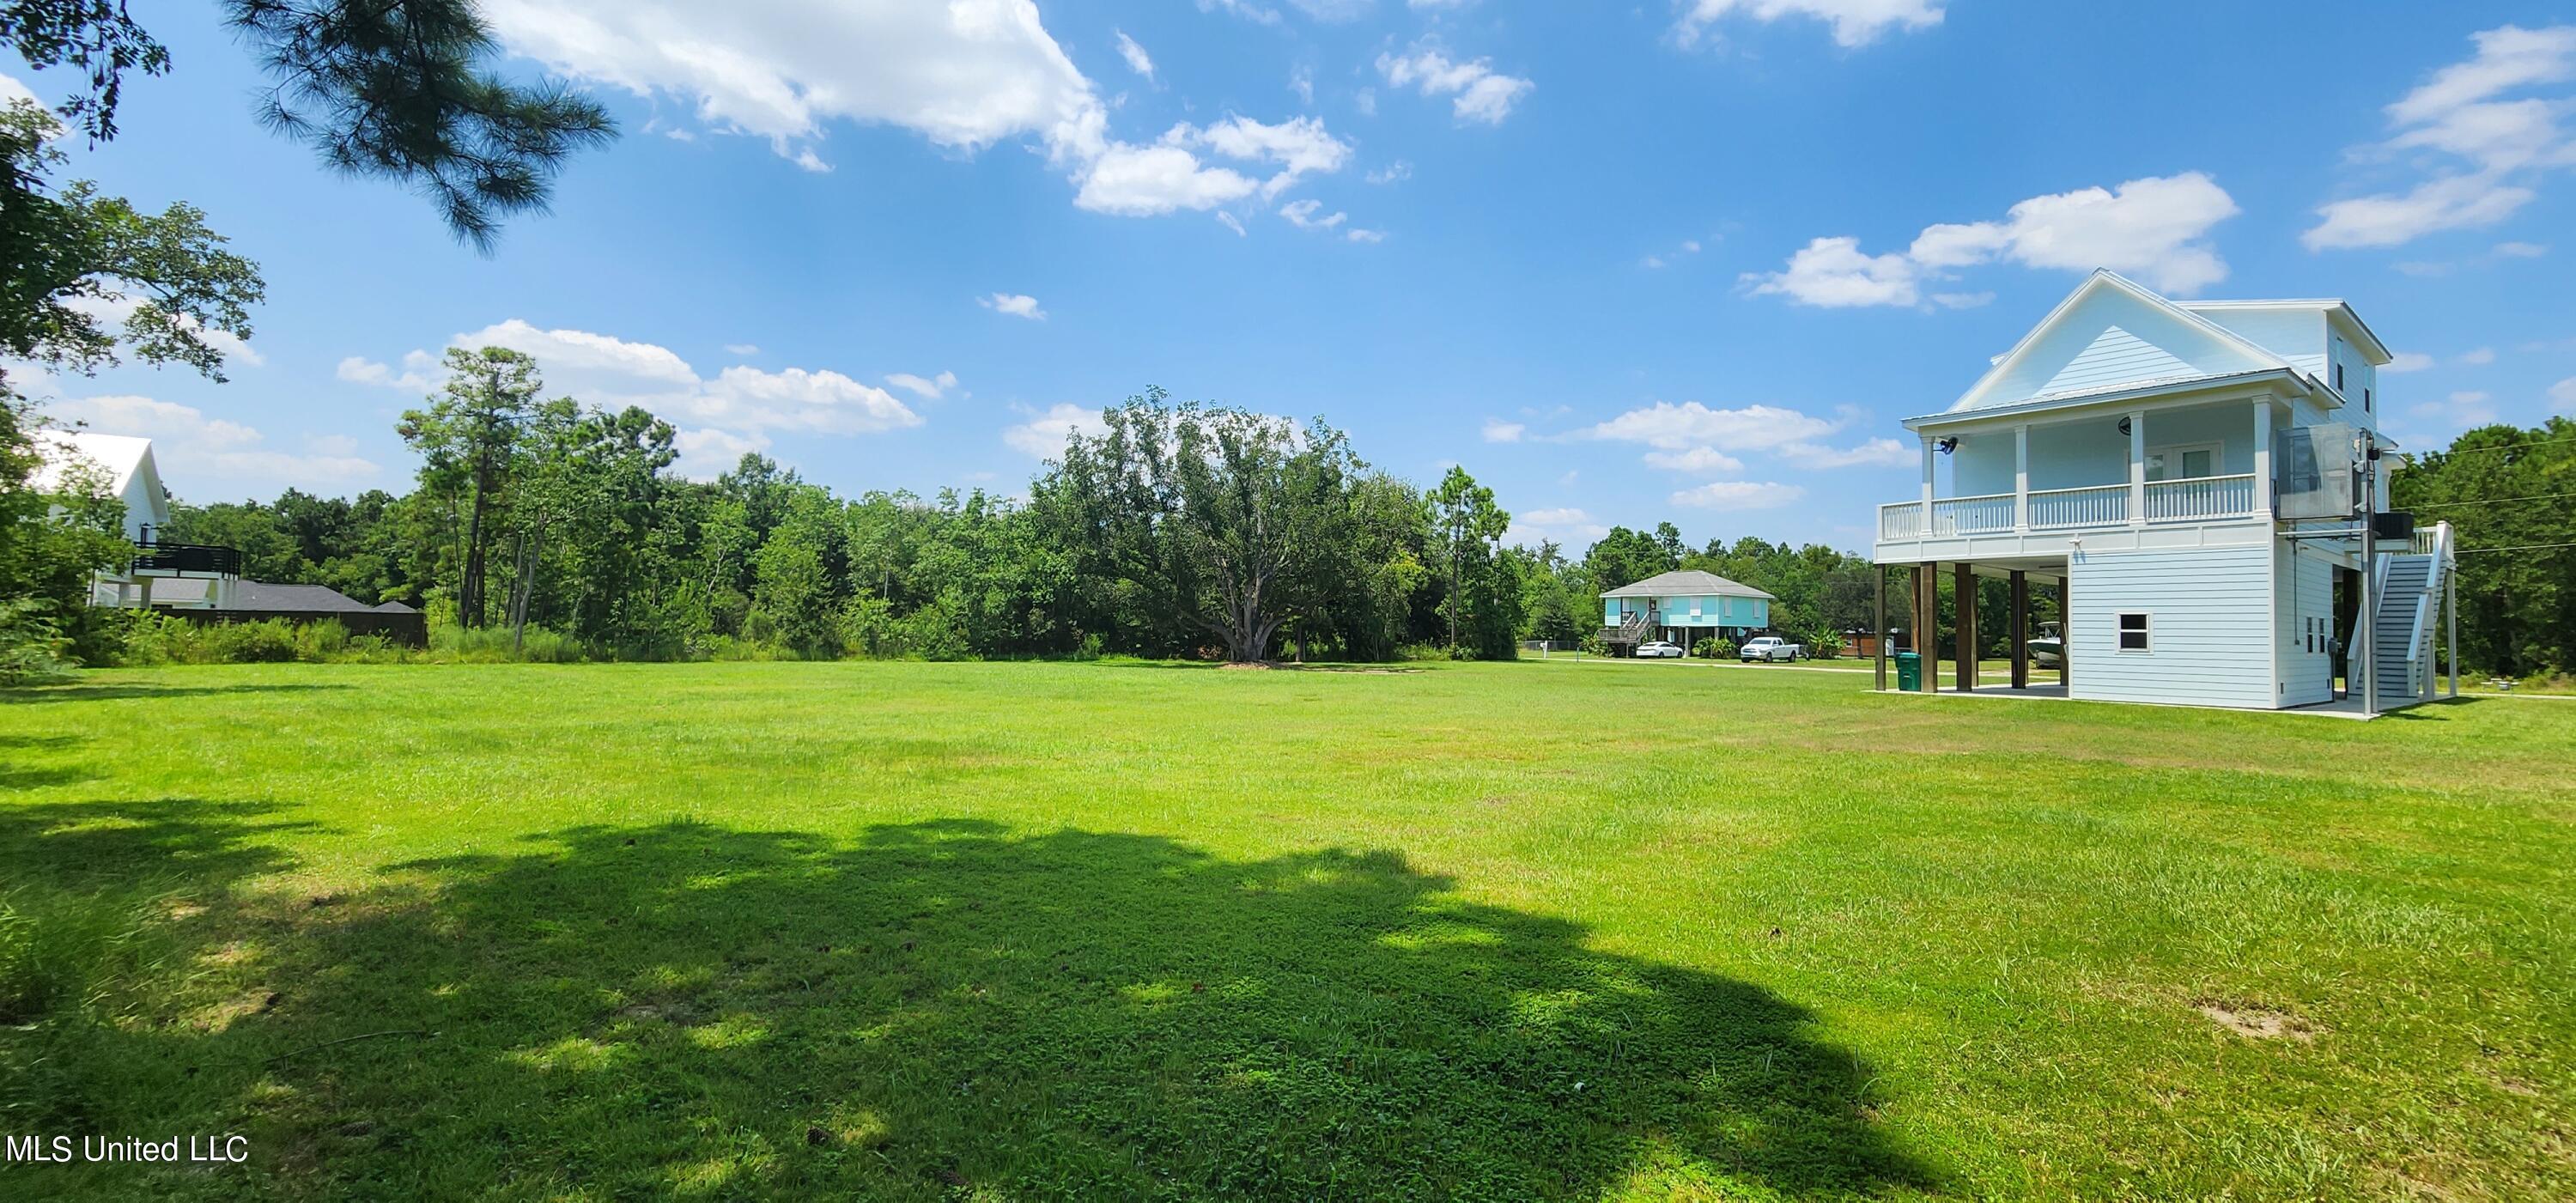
left=1809, top=631, right=1846, bottom=660
left=1692, top=636, right=1736, bottom=659
left=0, top=598, right=76, bottom=685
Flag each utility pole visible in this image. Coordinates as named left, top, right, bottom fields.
left=2358, top=428, right=2378, bottom=717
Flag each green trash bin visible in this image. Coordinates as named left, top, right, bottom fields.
left=1894, top=651, right=1921, bottom=692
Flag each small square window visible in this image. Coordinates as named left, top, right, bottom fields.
left=2117, top=612, right=2151, bottom=653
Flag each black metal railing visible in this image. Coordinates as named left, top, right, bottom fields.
left=131, top=541, right=242, bottom=576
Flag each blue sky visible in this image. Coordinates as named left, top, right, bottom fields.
left=13, top=1, right=2575, bottom=552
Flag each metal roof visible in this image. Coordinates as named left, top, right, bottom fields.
left=1599, top=569, right=1777, bottom=600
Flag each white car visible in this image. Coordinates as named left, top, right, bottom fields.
left=1634, top=640, right=1685, bottom=658
left=1739, top=636, right=1805, bottom=662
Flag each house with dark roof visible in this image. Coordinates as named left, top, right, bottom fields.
left=1599, top=569, right=1775, bottom=653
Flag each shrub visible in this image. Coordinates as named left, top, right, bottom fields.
left=1693, top=636, right=1736, bottom=659
left=1809, top=631, right=1846, bottom=660
left=0, top=598, right=76, bottom=685
left=201, top=619, right=300, bottom=663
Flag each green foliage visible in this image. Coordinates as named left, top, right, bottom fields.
left=0, top=597, right=75, bottom=684
left=1692, top=635, right=1736, bottom=659
left=2393, top=417, right=2576, bottom=677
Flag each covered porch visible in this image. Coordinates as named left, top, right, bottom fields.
left=1867, top=556, right=2072, bottom=696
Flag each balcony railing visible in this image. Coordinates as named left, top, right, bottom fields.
left=2144, top=473, right=2256, bottom=522
left=130, top=541, right=242, bottom=576
left=1878, top=474, right=2262, bottom=542
left=2029, top=483, right=2127, bottom=529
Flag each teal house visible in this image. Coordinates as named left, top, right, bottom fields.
left=1601, top=569, right=1775, bottom=653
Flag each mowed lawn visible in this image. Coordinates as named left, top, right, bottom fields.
left=3, top=660, right=2570, bottom=1200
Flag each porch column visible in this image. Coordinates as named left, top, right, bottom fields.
left=2252, top=402, right=2274, bottom=516
left=1874, top=565, right=1888, bottom=691
left=2060, top=575, right=2072, bottom=686
left=1920, top=434, right=1937, bottom=516
left=1953, top=562, right=1978, bottom=692
left=2127, top=409, right=2147, bottom=527
left=1911, top=563, right=1935, bottom=693
left=2014, top=424, right=2030, bottom=531
left=2010, top=570, right=2029, bottom=690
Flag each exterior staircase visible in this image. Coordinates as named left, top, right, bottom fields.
left=1605, top=608, right=1653, bottom=650
left=2348, top=521, right=2454, bottom=708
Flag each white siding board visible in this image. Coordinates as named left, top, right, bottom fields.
left=2069, top=545, right=2276, bottom=708
left=2189, top=308, right=2326, bottom=376
left=1971, top=288, right=2275, bottom=410
left=2277, top=541, right=2335, bottom=705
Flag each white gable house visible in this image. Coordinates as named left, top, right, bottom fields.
left=1872, top=270, right=2455, bottom=714
left=33, top=432, right=240, bottom=609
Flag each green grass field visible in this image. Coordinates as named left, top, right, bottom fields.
left=4, top=660, right=2570, bottom=1200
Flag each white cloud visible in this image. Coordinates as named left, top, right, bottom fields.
left=981, top=293, right=1047, bottom=319
left=1506, top=506, right=1609, bottom=548
left=724, top=343, right=762, bottom=356
left=672, top=426, right=771, bottom=480
left=336, top=350, right=437, bottom=392
left=1376, top=44, right=1534, bottom=125
left=2403, top=390, right=2500, bottom=434
left=346, top=319, right=920, bottom=479
left=2305, top=25, right=2576, bottom=250
left=1930, top=290, right=1993, bottom=309
left=1748, top=173, right=2239, bottom=306
left=482, top=1, right=1348, bottom=220
left=1002, top=403, right=1108, bottom=458
left=1583, top=401, right=1840, bottom=452
left=886, top=370, right=958, bottom=400
left=1668, top=481, right=1806, bottom=510
left=1346, top=228, right=1386, bottom=243
left=2495, top=240, right=2549, bottom=257
left=1279, top=197, right=1347, bottom=229
left=1480, top=418, right=1526, bottom=443
left=1198, top=0, right=1284, bottom=26
left=0, top=69, right=38, bottom=108
left=2552, top=376, right=2576, bottom=411
left=48, top=393, right=380, bottom=496
left=1674, top=0, right=1945, bottom=50
left=1290, top=64, right=1313, bottom=105
left=1365, top=161, right=1412, bottom=185
left=2457, top=346, right=2496, bottom=365
left=2383, top=351, right=2435, bottom=373
left=1071, top=115, right=1352, bottom=214
left=1115, top=31, right=1154, bottom=81
left=1217, top=210, right=1249, bottom=236
left=1747, top=236, right=1920, bottom=307
left=1642, top=446, right=1746, bottom=472
left=62, top=293, right=265, bottom=370
left=1779, top=437, right=1914, bottom=468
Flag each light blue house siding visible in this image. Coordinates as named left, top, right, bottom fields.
left=2066, top=544, right=2276, bottom=708
left=1947, top=398, right=2265, bottom=497
left=1604, top=593, right=1770, bottom=629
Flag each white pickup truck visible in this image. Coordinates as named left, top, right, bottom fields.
left=1738, top=636, right=1805, bottom=662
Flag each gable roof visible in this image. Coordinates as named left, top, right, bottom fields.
left=30, top=431, right=154, bottom=496
left=1947, top=270, right=2298, bottom=416
left=1600, top=569, right=1776, bottom=600
left=2180, top=298, right=2391, bottom=364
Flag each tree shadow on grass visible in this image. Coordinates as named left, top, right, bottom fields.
left=18, top=812, right=1931, bottom=1200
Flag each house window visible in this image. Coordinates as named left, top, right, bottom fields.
left=2334, top=362, right=2345, bottom=392
left=2363, top=386, right=2372, bottom=414
left=2145, top=441, right=2219, bottom=481
left=2117, top=612, right=2151, bottom=653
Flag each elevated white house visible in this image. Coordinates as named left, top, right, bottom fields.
left=1872, top=270, right=2455, bottom=713
left=33, top=431, right=241, bottom=609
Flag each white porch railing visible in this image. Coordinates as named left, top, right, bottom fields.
left=2144, top=473, right=2256, bottom=522
left=1879, top=501, right=1924, bottom=540
left=1930, top=493, right=2015, bottom=536
left=1880, top=475, right=2261, bottom=541
left=2027, top=484, right=2128, bottom=530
